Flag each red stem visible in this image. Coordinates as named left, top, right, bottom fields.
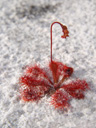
left=50, top=21, right=69, bottom=62
left=51, top=22, right=62, bottom=62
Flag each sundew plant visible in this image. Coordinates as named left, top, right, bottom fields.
left=19, top=22, right=89, bottom=111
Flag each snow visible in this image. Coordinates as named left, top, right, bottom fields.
left=0, top=0, right=96, bottom=128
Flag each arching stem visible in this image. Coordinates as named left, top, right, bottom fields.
left=50, top=21, right=69, bottom=62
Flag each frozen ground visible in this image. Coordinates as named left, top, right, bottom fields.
left=0, top=0, right=96, bottom=128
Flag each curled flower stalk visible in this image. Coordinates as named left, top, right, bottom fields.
left=19, top=21, right=89, bottom=111
left=50, top=21, right=69, bottom=62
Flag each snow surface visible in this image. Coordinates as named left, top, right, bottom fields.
left=0, top=0, right=96, bottom=128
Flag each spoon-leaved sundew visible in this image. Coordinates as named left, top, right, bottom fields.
left=19, top=21, right=89, bottom=111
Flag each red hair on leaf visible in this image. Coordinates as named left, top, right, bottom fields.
left=25, top=65, right=53, bottom=85
left=19, top=65, right=52, bottom=102
left=50, top=88, right=71, bottom=110
left=62, top=79, right=89, bottom=99
left=21, top=85, right=49, bottom=102
left=20, top=75, right=52, bottom=102
left=50, top=80, right=89, bottom=109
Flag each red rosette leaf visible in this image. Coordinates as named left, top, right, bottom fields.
left=49, top=61, right=73, bottom=83
left=19, top=75, right=51, bottom=88
left=49, top=61, right=59, bottom=83
left=19, top=65, right=53, bottom=101
left=25, top=65, right=53, bottom=84
left=49, top=61, right=73, bottom=89
left=62, top=79, right=89, bottom=99
left=50, top=88, right=71, bottom=110
left=21, top=85, right=49, bottom=102
left=20, top=79, right=51, bottom=101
